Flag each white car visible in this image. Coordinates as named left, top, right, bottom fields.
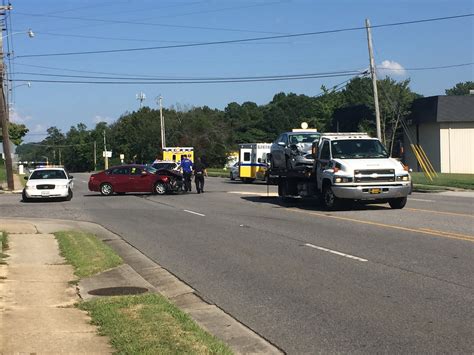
left=22, top=167, right=74, bottom=202
left=229, top=162, right=240, bottom=180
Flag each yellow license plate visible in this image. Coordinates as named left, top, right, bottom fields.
left=369, top=188, right=381, bottom=194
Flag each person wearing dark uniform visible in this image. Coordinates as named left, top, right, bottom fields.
left=193, top=157, right=207, bottom=194
left=181, top=155, right=193, bottom=192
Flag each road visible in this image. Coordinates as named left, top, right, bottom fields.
left=1, top=174, right=473, bottom=353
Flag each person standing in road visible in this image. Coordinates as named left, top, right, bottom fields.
left=193, top=156, right=208, bottom=194
left=181, top=155, right=193, bottom=192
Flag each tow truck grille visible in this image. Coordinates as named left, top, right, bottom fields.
left=354, top=169, right=395, bottom=182
left=37, top=184, right=55, bottom=190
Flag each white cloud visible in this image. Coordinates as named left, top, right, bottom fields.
left=93, top=115, right=113, bottom=124
left=31, top=124, right=46, bottom=133
left=377, top=60, right=406, bottom=77
left=8, top=108, right=32, bottom=124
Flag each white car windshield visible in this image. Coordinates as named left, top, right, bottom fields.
left=289, top=133, right=320, bottom=144
left=331, top=139, right=389, bottom=159
left=30, top=170, right=67, bottom=179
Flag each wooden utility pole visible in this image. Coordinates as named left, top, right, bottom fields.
left=365, top=18, right=382, bottom=142
left=0, top=4, right=14, bottom=190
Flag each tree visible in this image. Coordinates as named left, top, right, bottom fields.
left=445, top=81, right=474, bottom=95
left=0, top=122, right=29, bottom=145
left=335, top=76, right=420, bottom=154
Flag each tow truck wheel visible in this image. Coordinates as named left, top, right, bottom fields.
left=322, top=185, right=341, bottom=210
left=389, top=197, right=407, bottom=209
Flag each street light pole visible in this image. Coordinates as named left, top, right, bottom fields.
left=157, top=95, right=166, bottom=149
left=103, top=131, right=109, bottom=170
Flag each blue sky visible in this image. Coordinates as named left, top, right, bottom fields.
left=6, top=0, right=473, bottom=142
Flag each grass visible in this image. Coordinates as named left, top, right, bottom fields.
left=0, top=165, right=6, bottom=187
left=55, top=230, right=233, bottom=354
left=206, top=168, right=229, bottom=178
left=54, top=230, right=123, bottom=278
left=0, top=231, right=8, bottom=264
left=79, top=294, right=232, bottom=355
left=411, top=172, right=474, bottom=190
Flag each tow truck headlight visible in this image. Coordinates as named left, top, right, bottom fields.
left=334, top=176, right=352, bottom=183
left=396, top=174, right=410, bottom=181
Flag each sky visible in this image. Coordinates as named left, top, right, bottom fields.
left=5, top=0, right=474, bottom=143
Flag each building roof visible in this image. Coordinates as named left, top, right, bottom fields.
left=409, top=95, right=474, bottom=124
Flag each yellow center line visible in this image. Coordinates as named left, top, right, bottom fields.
left=287, top=208, right=474, bottom=243
left=418, top=228, right=474, bottom=239
left=406, top=207, right=474, bottom=218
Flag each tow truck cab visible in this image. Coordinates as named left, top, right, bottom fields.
left=313, top=133, right=411, bottom=209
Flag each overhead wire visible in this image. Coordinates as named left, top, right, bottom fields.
left=15, top=13, right=473, bottom=59
left=14, top=11, right=286, bottom=36
left=12, top=69, right=363, bottom=81
left=10, top=72, right=363, bottom=85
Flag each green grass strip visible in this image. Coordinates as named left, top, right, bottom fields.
left=79, top=294, right=233, bottom=355
left=0, top=231, right=8, bottom=263
left=411, top=172, right=474, bottom=190
left=0, top=165, right=6, bottom=186
left=207, top=168, right=230, bottom=178
left=54, top=231, right=123, bottom=278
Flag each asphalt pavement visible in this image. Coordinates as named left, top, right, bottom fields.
left=1, top=174, right=473, bottom=353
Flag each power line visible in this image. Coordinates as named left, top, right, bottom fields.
left=377, top=62, right=474, bottom=71
left=23, top=31, right=291, bottom=45
left=13, top=69, right=362, bottom=81
left=15, top=13, right=473, bottom=59
left=14, top=11, right=286, bottom=36
left=10, top=72, right=363, bottom=85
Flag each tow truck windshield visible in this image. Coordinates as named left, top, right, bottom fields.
left=331, top=139, right=389, bottom=159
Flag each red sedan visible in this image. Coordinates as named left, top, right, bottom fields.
left=88, top=164, right=183, bottom=196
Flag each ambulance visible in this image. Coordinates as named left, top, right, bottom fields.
left=162, top=147, right=194, bottom=163
left=238, top=143, right=271, bottom=183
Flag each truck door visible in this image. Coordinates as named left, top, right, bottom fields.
left=272, top=134, right=287, bottom=169
left=239, top=148, right=252, bottom=179
left=317, top=140, right=331, bottom=189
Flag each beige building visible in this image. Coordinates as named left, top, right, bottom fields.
left=404, top=95, right=474, bottom=174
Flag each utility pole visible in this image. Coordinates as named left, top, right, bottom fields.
left=157, top=95, right=166, bottom=149
left=0, top=4, right=14, bottom=190
left=103, top=131, right=108, bottom=170
left=93, top=140, right=97, bottom=171
left=365, top=18, right=382, bottom=142
left=59, top=149, right=62, bottom=166
left=136, top=92, right=146, bottom=108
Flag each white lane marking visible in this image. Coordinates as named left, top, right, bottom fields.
left=304, top=243, right=368, bottom=262
left=81, top=180, right=88, bottom=183
left=409, top=198, right=434, bottom=202
left=183, top=209, right=205, bottom=217
left=228, top=191, right=278, bottom=197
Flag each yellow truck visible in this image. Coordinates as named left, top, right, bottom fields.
left=239, top=143, right=271, bottom=183
left=162, top=147, right=194, bottom=163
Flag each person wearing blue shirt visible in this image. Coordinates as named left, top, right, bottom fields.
left=181, top=155, right=193, bottom=192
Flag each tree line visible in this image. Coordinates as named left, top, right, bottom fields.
left=12, top=79, right=474, bottom=172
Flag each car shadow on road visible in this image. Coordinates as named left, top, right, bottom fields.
left=240, top=196, right=392, bottom=212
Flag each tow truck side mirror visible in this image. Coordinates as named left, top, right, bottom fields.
left=24, top=176, right=28, bottom=180
left=312, top=143, right=319, bottom=158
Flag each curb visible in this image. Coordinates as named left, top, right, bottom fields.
left=0, top=217, right=283, bottom=354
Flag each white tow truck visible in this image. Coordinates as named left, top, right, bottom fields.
left=268, top=133, right=411, bottom=210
